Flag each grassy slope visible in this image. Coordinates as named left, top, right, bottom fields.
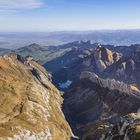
left=0, top=56, right=72, bottom=139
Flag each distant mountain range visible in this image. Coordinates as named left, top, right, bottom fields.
left=2, top=30, right=140, bottom=49
left=43, top=42, right=140, bottom=91
left=1, top=40, right=140, bottom=89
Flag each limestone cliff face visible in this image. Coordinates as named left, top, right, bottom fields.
left=63, top=71, right=140, bottom=140
left=0, top=55, right=73, bottom=140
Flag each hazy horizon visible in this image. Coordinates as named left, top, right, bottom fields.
left=1, top=30, right=140, bottom=49
left=1, top=28, right=140, bottom=33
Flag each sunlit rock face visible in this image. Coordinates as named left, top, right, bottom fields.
left=63, top=71, right=140, bottom=140
left=93, top=45, right=122, bottom=73
left=0, top=55, right=73, bottom=140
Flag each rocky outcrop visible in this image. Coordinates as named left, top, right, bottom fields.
left=94, top=45, right=122, bottom=73
left=80, top=71, right=140, bottom=94
left=101, top=113, right=140, bottom=140
left=63, top=71, right=140, bottom=140
left=0, top=55, right=73, bottom=140
left=103, top=46, right=140, bottom=89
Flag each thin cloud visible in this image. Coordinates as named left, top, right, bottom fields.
left=0, top=0, right=44, bottom=10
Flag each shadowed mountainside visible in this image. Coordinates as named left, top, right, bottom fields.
left=63, top=71, right=140, bottom=140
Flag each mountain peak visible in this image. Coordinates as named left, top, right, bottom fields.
left=93, top=45, right=122, bottom=73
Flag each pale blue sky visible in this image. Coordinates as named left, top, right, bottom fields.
left=0, top=0, right=140, bottom=32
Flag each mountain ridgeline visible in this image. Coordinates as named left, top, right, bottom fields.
left=0, top=41, right=140, bottom=140
left=63, top=71, right=140, bottom=139
left=0, top=55, right=73, bottom=140
left=44, top=42, right=140, bottom=91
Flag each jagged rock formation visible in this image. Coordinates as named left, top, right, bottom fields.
left=45, top=45, right=122, bottom=90
left=0, top=55, right=73, bottom=140
left=93, top=45, right=122, bottom=73
left=1, top=41, right=140, bottom=90
left=63, top=71, right=140, bottom=140
left=3, top=42, right=139, bottom=91
left=101, top=113, right=140, bottom=140
left=80, top=72, right=140, bottom=94
left=104, top=45, right=140, bottom=89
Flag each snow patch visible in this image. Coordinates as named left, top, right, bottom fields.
left=59, top=80, right=72, bottom=89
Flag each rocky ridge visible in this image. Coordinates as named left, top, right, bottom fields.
left=63, top=71, right=140, bottom=140
left=80, top=71, right=140, bottom=94
left=0, top=55, right=73, bottom=140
